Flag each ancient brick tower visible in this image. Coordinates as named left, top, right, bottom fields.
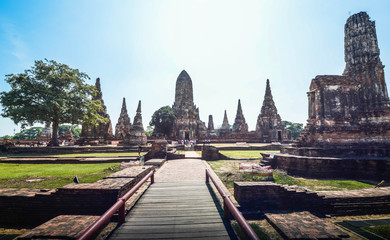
left=232, top=99, right=248, bottom=133
left=256, top=79, right=287, bottom=142
left=207, top=115, right=217, bottom=137
left=219, top=110, right=231, bottom=137
left=115, top=97, right=131, bottom=140
left=171, top=70, right=207, bottom=140
left=79, top=78, right=113, bottom=144
left=126, top=100, right=147, bottom=145
left=343, top=12, right=389, bottom=112
left=294, top=12, right=390, bottom=156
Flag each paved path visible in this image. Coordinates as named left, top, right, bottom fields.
left=109, top=156, right=235, bottom=240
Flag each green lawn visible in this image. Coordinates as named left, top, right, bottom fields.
left=207, top=160, right=375, bottom=192
left=363, top=225, right=390, bottom=239
left=273, top=170, right=374, bottom=191
left=219, top=150, right=279, bottom=158
left=0, top=163, right=120, bottom=188
left=1, top=152, right=147, bottom=158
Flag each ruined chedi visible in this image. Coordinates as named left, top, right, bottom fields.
left=232, top=99, right=248, bottom=133
left=207, top=115, right=217, bottom=137
left=291, top=12, right=390, bottom=156
left=115, top=97, right=131, bottom=140
left=79, top=78, right=113, bottom=144
left=171, top=70, right=207, bottom=140
left=256, top=79, right=288, bottom=142
left=219, top=110, right=231, bottom=137
left=125, top=100, right=147, bottom=145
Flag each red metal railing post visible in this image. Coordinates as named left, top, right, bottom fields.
left=205, top=169, right=259, bottom=240
left=77, top=170, right=155, bottom=240
left=118, top=200, right=126, bottom=223
left=205, top=169, right=209, bottom=182
left=223, top=200, right=230, bottom=220
left=151, top=171, right=154, bottom=184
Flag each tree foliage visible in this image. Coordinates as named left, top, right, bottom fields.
left=58, top=125, right=82, bottom=138
left=0, top=59, right=106, bottom=145
left=282, top=120, right=304, bottom=140
left=11, top=127, right=44, bottom=140
left=149, top=106, right=176, bottom=137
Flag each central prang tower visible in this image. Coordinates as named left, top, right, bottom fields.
left=171, top=70, right=207, bottom=140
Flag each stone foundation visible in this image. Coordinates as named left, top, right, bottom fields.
left=0, top=166, right=154, bottom=227
left=263, top=153, right=390, bottom=181
left=234, top=182, right=390, bottom=215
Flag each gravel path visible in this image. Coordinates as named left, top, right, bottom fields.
left=154, top=157, right=206, bottom=182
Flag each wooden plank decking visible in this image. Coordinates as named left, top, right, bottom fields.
left=109, top=181, right=234, bottom=240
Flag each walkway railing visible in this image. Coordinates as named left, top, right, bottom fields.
left=206, top=168, right=260, bottom=240
left=77, top=170, right=155, bottom=240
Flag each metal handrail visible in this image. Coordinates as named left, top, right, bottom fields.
left=77, top=170, right=155, bottom=240
left=206, top=168, right=260, bottom=240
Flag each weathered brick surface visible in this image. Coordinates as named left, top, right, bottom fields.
left=268, top=153, right=390, bottom=181
left=234, top=182, right=390, bottom=215
left=18, top=215, right=99, bottom=240
left=0, top=166, right=154, bottom=227
left=265, top=212, right=349, bottom=239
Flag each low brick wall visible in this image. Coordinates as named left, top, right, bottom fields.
left=2, top=145, right=151, bottom=154
left=0, top=166, right=154, bottom=227
left=266, top=153, right=390, bottom=181
left=234, top=182, right=390, bottom=215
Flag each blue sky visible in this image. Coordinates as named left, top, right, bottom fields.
left=1, top=0, right=390, bottom=136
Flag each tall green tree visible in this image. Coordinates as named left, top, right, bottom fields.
left=0, top=59, right=106, bottom=146
left=149, top=106, right=175, bottom=137
left=282, top=120, right=304, bottom=140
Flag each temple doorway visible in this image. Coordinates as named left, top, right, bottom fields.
left=278, top=131, right=282, bottom=142
left=185, top=132, right=190, bottom=140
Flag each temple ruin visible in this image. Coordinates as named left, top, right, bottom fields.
left=171, top=70, right=207, bottom=140
left=269, top=12, right=390, bottom=181
left=125, top=100, right=147, bottom=145
left=78, top=78, right=113, bottom=145
left=232, top=99, right=248, bottom=134
left=218, top=110, right=231, bottom=137
left=290, top=12, right=390, bottom=156
left=256, top=79, right=290, bottom=142
left=207, top=115, right=217, bottom=137
left=115, top=97, right=131, bottom=140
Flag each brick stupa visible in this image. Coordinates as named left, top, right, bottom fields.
left=115, top=97, right=131, bottom=140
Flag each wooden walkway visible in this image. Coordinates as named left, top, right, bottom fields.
left=109, top=181, right=234, bottom=240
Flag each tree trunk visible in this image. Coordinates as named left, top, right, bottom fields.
left=51, top=119, right=60, bottom=146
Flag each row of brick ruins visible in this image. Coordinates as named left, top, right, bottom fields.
left=78, top=11, right=390, bottom=149
left=171, top=70, right=291, bottom=142
left=76, top=69, right=291, bottom=145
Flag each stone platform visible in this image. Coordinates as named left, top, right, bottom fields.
left=18, top=215, right=100, bottom=240
left=235, top=182, right=390, bottom=215
left=265, top=212, right=349, bottom=239
left=262, top=153, right=390, bottom=181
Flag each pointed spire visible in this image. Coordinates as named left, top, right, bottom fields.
left=121, top=97, right=127, bottom=113
left=236, top=99, right=243, bottom=116
left=94, top=78, right=103, bottom=100
left=265, top=79, right=272, bottom=98
left=208, top=115, right=214, bottom=131
left=178, top=70, right=190, bottom=80
left=221, top=110, right=230, bottom=129
left=136, top=100, right=141, bottom=113
left=233, top=99, right=248, bottom=133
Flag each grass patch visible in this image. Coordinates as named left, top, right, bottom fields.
left=219, top=150, right=279, bottom=158
left=0, top=152, right=147, bottom=158
left=0, top=163, right=120, bottom=188
left=363, top=225, right=390, bottom=239
left=207, top=160, right=375, bottom=193
left=273, top=170, right=375, bottom=191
